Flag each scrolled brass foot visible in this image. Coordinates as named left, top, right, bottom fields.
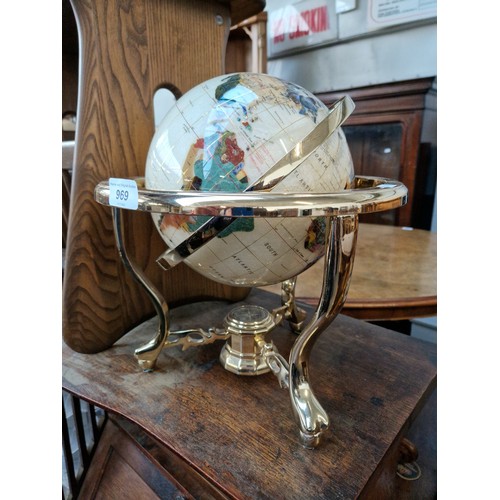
left=136, top=359, right=156, bottom=372
left=287, top=215, right=358, bottom=448
left=134, top=341, right=164, bottom=372
left=299, top=430, right=324, bottom=450
left=112, top=207, right=170, bottom=372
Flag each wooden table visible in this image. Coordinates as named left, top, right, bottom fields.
left=264, top=223, right=437, bottom=321
left=63, top=289, right=436, bottom=499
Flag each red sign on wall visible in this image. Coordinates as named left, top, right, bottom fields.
left=268, top=0, right=338, bottom=56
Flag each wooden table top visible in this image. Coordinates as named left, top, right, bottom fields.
left=63, top=289, right=436, bottom=499
left=264, top=223, right=437, bottom=321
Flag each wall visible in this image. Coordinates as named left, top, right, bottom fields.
left=264, top=0, right=437, bottom=93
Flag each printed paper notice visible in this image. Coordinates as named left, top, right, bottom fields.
left=368, top=0, right=436, bottom=29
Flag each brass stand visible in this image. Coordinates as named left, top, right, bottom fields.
left=98, top=175, right=406, bottom=447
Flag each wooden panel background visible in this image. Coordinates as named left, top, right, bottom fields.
left=62, top=0, right=265, bottom=354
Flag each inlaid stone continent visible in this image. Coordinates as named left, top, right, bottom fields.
left=146, top=72, right=354, bottom=286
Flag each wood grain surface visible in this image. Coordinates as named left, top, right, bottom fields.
left=62, top=0, right=267, bottom=354
left=78, top=419, right=193, bottom=499
left=63, top=289, right=436, bottom=499
left=264, top=223, right=437, bottom=321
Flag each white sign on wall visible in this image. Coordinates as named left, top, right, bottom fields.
left=268, top=0, right=338, bottom=57
left=368, top=0, right=437, bottom=30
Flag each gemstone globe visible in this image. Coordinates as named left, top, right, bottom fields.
left=145, top=72, right=354, bottom=286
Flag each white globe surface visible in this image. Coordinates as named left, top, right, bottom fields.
left=145, top=73, right=354, bottom=286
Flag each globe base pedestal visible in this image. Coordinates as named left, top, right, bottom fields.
left=219, top=343, right=270, bottom=376
left=219, top=304, right=274, bottom=376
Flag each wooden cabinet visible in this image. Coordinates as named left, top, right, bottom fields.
left=80, top=391, right=436, bottom=500
left=317, top=78, right=437, bottom=229
left=77, top=419, right=193, bottom=499
left=64, top=291, right=436, bottom=499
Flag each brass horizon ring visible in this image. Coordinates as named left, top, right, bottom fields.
left=95, top=175, right=407, bottom=218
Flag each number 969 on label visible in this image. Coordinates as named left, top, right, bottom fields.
left=109, top=178, right=139, bottom=210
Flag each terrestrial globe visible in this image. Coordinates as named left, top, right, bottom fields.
left=145, top=72, right=354, bottom=286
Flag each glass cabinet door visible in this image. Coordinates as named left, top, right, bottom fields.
left=344, top=122, right=403, bottom=226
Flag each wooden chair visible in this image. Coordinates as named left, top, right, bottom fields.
left=62, top=0, right=264, bottom=355
left=62, top=141, right=73, bottom=250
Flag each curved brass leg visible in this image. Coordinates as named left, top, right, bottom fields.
left=288, top=215, right=358, bottom=448
left=112, top=208, right=169, bottom=371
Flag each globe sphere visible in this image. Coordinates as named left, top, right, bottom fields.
left=145, top=72, right=354, bottom=287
